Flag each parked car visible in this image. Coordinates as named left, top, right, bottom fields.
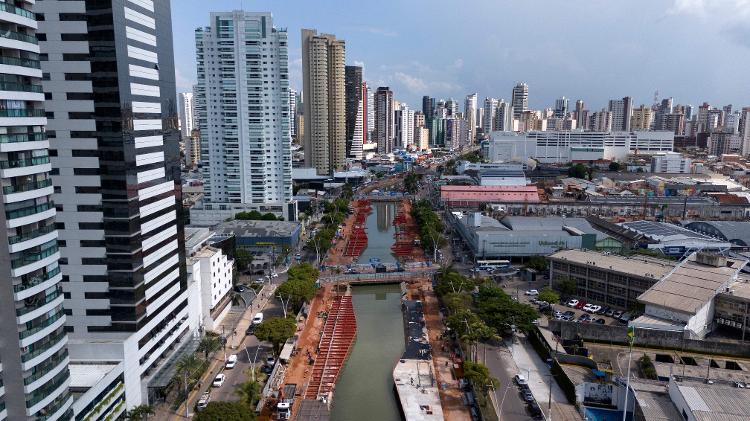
left=234, top=285, right=247, bottom=293
left=245, top=325, right=255, bottom=335
left=619, top=312, right=632, bottom=323
left=589, top=305, right=602, bottom=313
left=528, top=401, right=543, bottom=418
left=613, top=310, right=624, bottom=319
left=525, top=289, right=539, bottom=296
left=567, top=299, right=579, bottom=307
left=594, top=318, right=606, bottom=325
left=212, top=373, right=226, bottom=388
left=575, top=301, right=587, bottom=310
left=514, top=374, right=528, bottom=386
left=605, top=308, right=615, bottom=317
left=553, top=310, right=563, bottom=318
left=266, top=356, right=276, bottom=367
left=521, top=390, right=535, bottom=402
left=196, top=392, right=210, bottom=411
left=564, top=310, right=575, bottom=317
left=270, top=272, right=279, bottom=278
left=582, top=303, right=595, bottom=312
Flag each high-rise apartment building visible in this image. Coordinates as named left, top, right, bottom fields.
left=345, top=66, right=366, bottom=159
left=608, top=96, right=633, bottom=131
left=366, top=86, right=374, bottom=141
left=574, top=100, right=587, bottom=130
left=289, top=88, right=298, bottom=139
left=495, top=100, right=513, bottom=132
left=654, top=97, right=674, bottom=131
left=178, top=92, right=195, bottom=140
left=301, top=29, right=345, bottom=175
left=395, top=104, right=415, bottom=150
left=554, top=97, right=568, bottom=118
left=194, top=12, right=293, bottom=223
left=511, top=82, right=528, bottom=118
left=37, top=0, right=188, bottom=409
left=482, top=98, right=498, bottom=134
left=422, top=96, right=435, bottom=122
left=0, top=3, right=72, bottom=419
left=375, top=87, right=394, bottom=154
left=589, top=109, right=613, bottom=132
left=464, top=93, right=477, bottom=141
left=631, top=105, right=653, bottom=131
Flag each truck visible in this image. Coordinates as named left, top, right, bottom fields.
left=276, top=384, right=296, bottom=420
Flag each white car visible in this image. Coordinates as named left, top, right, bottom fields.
left=212, top=373, right=225, bottom=388
left=589, top=305, right=602, bottom=313
left=514, top=374, right=528, bottom=385
left=567, top=299, right=579, bottom=307
left=270, top=272, right=279, bottom=278
left=196, top=392, right=210, bottom=410
left=252, top=312, right=264, bottom=325
left=225, top=354, right=237, bottom=369
left=525, top=289, right=539, bottom=296
left=582, top=303, right=595, bottom=313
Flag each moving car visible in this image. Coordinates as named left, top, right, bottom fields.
left=212, top=373, right=225, bottom=388
left=525, top=289, right=539, bottom=296
left=225, top=354, right=237, bottom=369
left=252, top=312, right=264, bottom=325
left=266, top=356, right=276, bottom=367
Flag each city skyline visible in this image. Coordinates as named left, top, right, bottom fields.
left=171, top=0, right=750, bottom=109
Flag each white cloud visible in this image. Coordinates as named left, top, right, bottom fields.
left=452, top=58, right=464, bottom=69
left=175, top=67, right=194, bottom=91
left=667, top=0, right=750, bottom=17
left=353, top=60, right=365, bottom=70
left=394, top=72, right=427, bottom=93
left=393, top=71, right=461, bottom=95
left=354, top=26, right=398, bottom=37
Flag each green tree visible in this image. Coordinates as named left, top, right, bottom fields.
left=235, top=210, right=263, bottom=220
left=443, top=292, right=472, bottom=315
left=235, top=380, right=262, bottom=407
left=475, top=285, right=538, bottom=333
left=568, top=163, right=588, bottom=179
left=197, top=333, right=222, bottom=361
left=124, top=405, right=154, bottom=420
left=194, top=402, right=255, bottom=421
left=556, top=277, right=577, bottom=298
left=526, top=256, right=547, bottom=271
left=276, top=276, right=316, bottom=316
left=341, top=183, right=354, bottom=200
left=434, top=268, right=473, bottom=297
left=261, top=212, right=280, bottom=221
left=254, top=317, right=297, bottom=356
left=404, top=172, right=423, bottom=194
left=463, top=361, right=498, bottom=390
left=538, top=288, right=560, bottom=305
left=234, top=248, right=252, bottom=272
left=608, top=161, right=621, bottom=172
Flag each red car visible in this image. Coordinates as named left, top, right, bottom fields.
left=575, top=300, right=587, bottom=310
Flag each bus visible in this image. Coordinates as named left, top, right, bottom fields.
left=475, top=260, right=511, bottom=270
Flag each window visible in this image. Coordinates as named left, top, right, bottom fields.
left=74, top=168, right=100, bottom=175
left=79, top=222, right=104, bottom=230
left=86, top=309, right=111, bottom=316
left=77, top=205, right=101, bottom=212
left=80, top=240, right=105, bottom=247
left=59, top=13, right=87, bottom=21
left=36, top=33, right=47, bottom=41
left=83, top=275, right=107, bottom=282
left=75, top=186, right=100, bottom=194
left=82, top=258, right=106, bottom=265
left=66, top=92, right=94, bottom=100
left=61, top=33, right=88, bottom=41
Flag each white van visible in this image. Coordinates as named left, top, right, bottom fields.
left=252, top=312, right=264, bottom=325
left=225, top=354, right=238, bottom=369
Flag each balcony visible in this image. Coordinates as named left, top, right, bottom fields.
left=21, top=330, right=66, bottom=370
left=0, top=155, right=49, bottom=170
left=10, top=242, right=57, bottom=269
left=7, top=223, right=55, bottom=245
left=23, top=352, right=68, bottom=394
left=5, top=202, right=55, bottom=228
left=0, top=132, right=46, bottom=144
left=0, top=2, right=35, bottom=20
left=19, top=310, right=65, bottom=347
left=17, top=289, right=63, bottom=323
left=0, top=108, right=44, bottom=117
left=14, top=266, right=61, bottom=300
left=0, top=55, right=40, bottom=69
left=0, top=156, right=50, bottom=178
left=3, top=179, right=53, bottom=204
left=0, top=29, right=38, bottom=45
left=25, top=371, right=69, bottom=416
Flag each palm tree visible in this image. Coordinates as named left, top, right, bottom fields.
left=125, top=405, right=155, bottom=420
left=235, top=379, right=262, bottom=407
left=197, top=334, right=222, bottom=360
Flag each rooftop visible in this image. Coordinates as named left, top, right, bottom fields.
left=621, top=220, right=717, bottom=242
left=393, top=359, right=444, bottom=421
left=638, top=254, right=746, bottom=314
left=547, top=249, right=674, bottom=280
left=632, top=389, right=682, bottom=421
left=185, top=226, right=213, bottom=253
left=69, top=363, right=119, bottom=389
left=213, top=219, right=300, bottom=238
left=673, top=380, right=750, bottom=421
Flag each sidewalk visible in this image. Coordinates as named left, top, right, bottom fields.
left=509, top=334, right=581, bottom=421
left=155, top=284, right=277, bottom=420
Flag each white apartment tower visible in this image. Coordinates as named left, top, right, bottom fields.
left=482, top=97, right=497, bottom=134
left=289, top=88, right=297, bottom=139
left=177, top=92, right=195, bottom=140
left=0, top=2, right=72, bottom=419
left=301, top=29, right=346, bottom=175
left=464, top=93, right=477, bottom=141
left=37, top=0, right=191, bottom=409
left=395, top=104, right=415, bottom=150
left=195, top=12, right=293, bottom=220
left=495, top=100, right=513, bottom=132
left=608, top=96, right=633, bottom=132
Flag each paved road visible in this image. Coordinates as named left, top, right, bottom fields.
left=479, top=342, right=533, bottom=420
left=208, top=293, right=287, bottom=403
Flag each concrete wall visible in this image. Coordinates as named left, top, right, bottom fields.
left=549, top=320, right=750, bottom=357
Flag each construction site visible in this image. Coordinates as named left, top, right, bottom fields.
left=259, top=197, right=470, bottom=421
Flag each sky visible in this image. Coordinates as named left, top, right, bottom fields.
left=171, top=0, right=750, bottom=111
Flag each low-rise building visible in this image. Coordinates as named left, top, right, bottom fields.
left=650, top=151, right=692, bottom=173
left=213, top=219, right=302, bottom=251
left=620, top=220, right=732, bottom=257
left=668, top=378, right=750, bottom=420
left=683, top=221, right=750, bottom=248
left=440, top=185, right=540, bottom=208
left=547, top=249, right=674, bottom=310
left=453, top=214, right=619, bottom=258
left=185, top=228, right=234, bottom=331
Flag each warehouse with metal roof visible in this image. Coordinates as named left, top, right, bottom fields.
left=683, top=221, right=750, bottom=248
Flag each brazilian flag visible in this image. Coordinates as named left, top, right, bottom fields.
left=627, top=325, right=635, bottom=346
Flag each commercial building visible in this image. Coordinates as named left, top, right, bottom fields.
left=177, top=91, right=194, bottom=140
left=38, top=0, right=194, bottom=409
left=650, top=151, right=691, bottom=173
left=375, top=87, right=394, bottom=154
left=302, top=29, right=346, bottom=175
left=554, top=96, right=568, bottom=118
left=453, top=214, right=617, bottom=258
left=547, top=250, right=674, bottom=310
left=212, top=219, right=301, bottom=251
left=483, top=131, right=674, bottom=164
left=193, top=12, right=293, bottom=223
left=511, top=82, right=528, bottom=118
left=620, top=220, right=731, bottom=257
left=608, top=96, right=633, bottom=132
left=440, top=185, right=540, bottom=208
left=668, top=379, right=750, bottom=421
left=0, top=2, right=71, bottom=419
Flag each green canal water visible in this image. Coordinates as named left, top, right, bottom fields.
left=331, top=202, right=404, bottom=420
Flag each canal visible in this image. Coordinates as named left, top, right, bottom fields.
left=331, top=202, right=404, bottom=421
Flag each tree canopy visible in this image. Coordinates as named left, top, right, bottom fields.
left=568, top=163, right=592, bottom=180
left=526, top=256, right=547, bottom=271
left=475, top=284, right=538, bottom=333
left=434, top=268, right=474, bottom=297
left=404, top=172, right=423, bottom=194
left=277, top=263, right=318, bottom=313
left=538, top=287, right=560, bottom=305
left=235, top=210, right=281, bottom=221
left=254, top=317, right=297, bottom=356
left=411, top=199, right=446, bottom=259
left=556, top=277, right=577, bottom=298
left=194, top=402, right=255, bottom=421
left=463, top=361, right=498, bottom=389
